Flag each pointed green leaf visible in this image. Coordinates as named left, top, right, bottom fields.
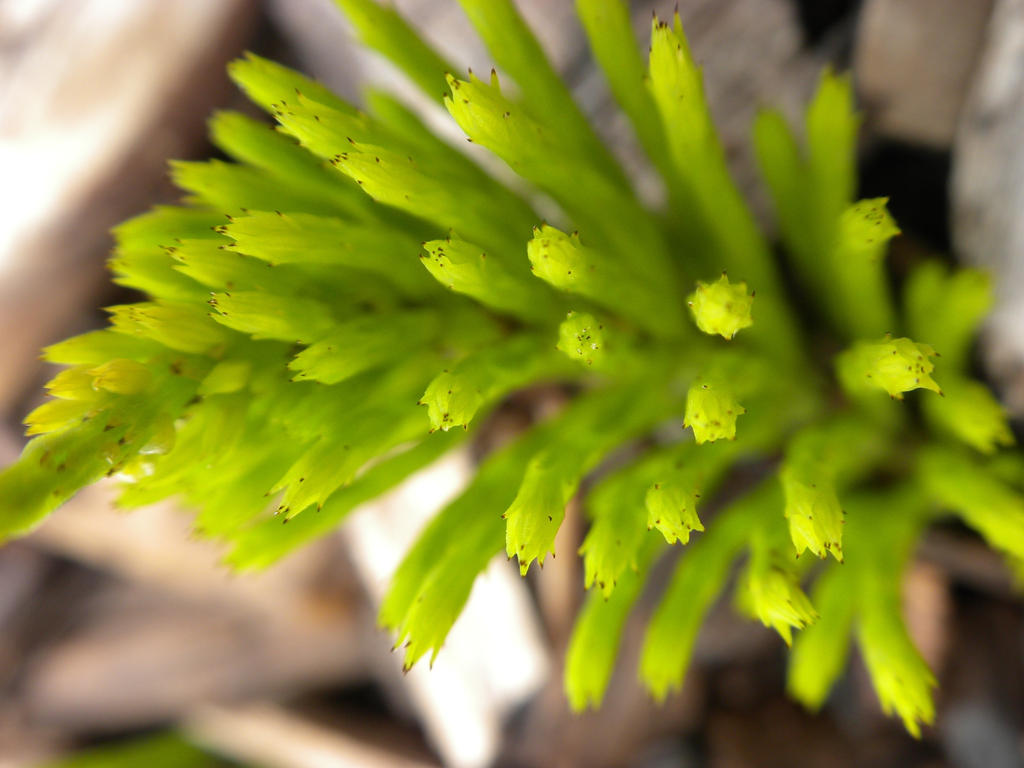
left=288, top=311, right=438, bottom=385
left=332, top=0, right=454, bottom=100
left=505, top=381, right=678, bottom=574
left=737, top=521, right=817, bottom=645
left=787, top=564, right=856, bottom=709
left=456, top=0, right=625, bottom=187
left=565, top=536, right=663, bottom=711
left=421, top=235, right=559, bottom=322
left=225, top=211, right=433, bottom=296
left=381, top=422, right=556, bottom=669
left=209, top=110, right=371, bottom=220
left=648, top=15, right=778, bottom=302
left=919, top=447, right=1024, bottom=561
left=270, top=402, right=427, bottom=517
left=226, top=430, right=465, bottom=570
left=922, top=375, right=1015, bottom=454
left=228, top=52, right=356, bottom=117
left=209, top=290, right=336, bottom=343
left=444, top=72, right=676, bottom=288
left=575, top=0, right=679, bottom=200
left=170, top=159, right=343, bottom=218
left=107, top=302, right=229, bottom=355
left=579, top=471, right=656, bottom=598
left=640, top=482, right=777, bottom=700
left=753, top=72, right=889, bottom=340
left=904, top=261, right=992, bottom=371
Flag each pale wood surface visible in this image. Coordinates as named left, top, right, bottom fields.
left=952, top=0, right=1024, bottom=413
left=855, top=0, right=993, bottom=148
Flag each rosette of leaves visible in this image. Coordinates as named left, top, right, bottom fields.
left=2, top=0, right=1022, bottom=737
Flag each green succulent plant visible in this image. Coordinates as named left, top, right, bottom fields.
left=3, top=0, right=1022, bottom=738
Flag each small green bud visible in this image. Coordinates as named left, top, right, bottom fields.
left=838, top=335, right=941, bottom=400
left=557, top=311, right=605, bottom=367
left=645, top=479, right=703, bottom=544
left=683, top=380, right=745, bottom=444
left=421, top=237, right=490, bottom=295
left=781, top=467, right=844, bottom=561
left=837, top=198, right=901, bottom=262
left=739, top=558, right=818, bottom=646
left=420, top=370, right=482, bottom=432
left=527, top=225, right=590, bottom=291
left=687, top=273, right=754, bottom=340
left=503, top=458, right=569, bottom=575
left=418, top=335, right=559, bottom=432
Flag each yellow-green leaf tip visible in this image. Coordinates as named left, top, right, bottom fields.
left=503, top=464, right=567, bottom=576
left=840, top=335, right=942, bottom=400
left=781, top=468, right=844, bottom=561
left=739, top=563, right=818, bottom=645
left=683, top=380, right=745, bottom=444
left=838, top=198, right=901, bottom=260
left=645, top=480, right=703, bottom=545
left=527, top=225, right=588, bottom=291
left=420, top=370, right=482, bottom=432
left=923, top=377, right=1015, bottom=454
left=88, top=359, right=153, bottom=395
left=859, top=615, right=937, bottom=738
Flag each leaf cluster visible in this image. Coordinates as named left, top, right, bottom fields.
left=2, top=0, right=1022, bottom=736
